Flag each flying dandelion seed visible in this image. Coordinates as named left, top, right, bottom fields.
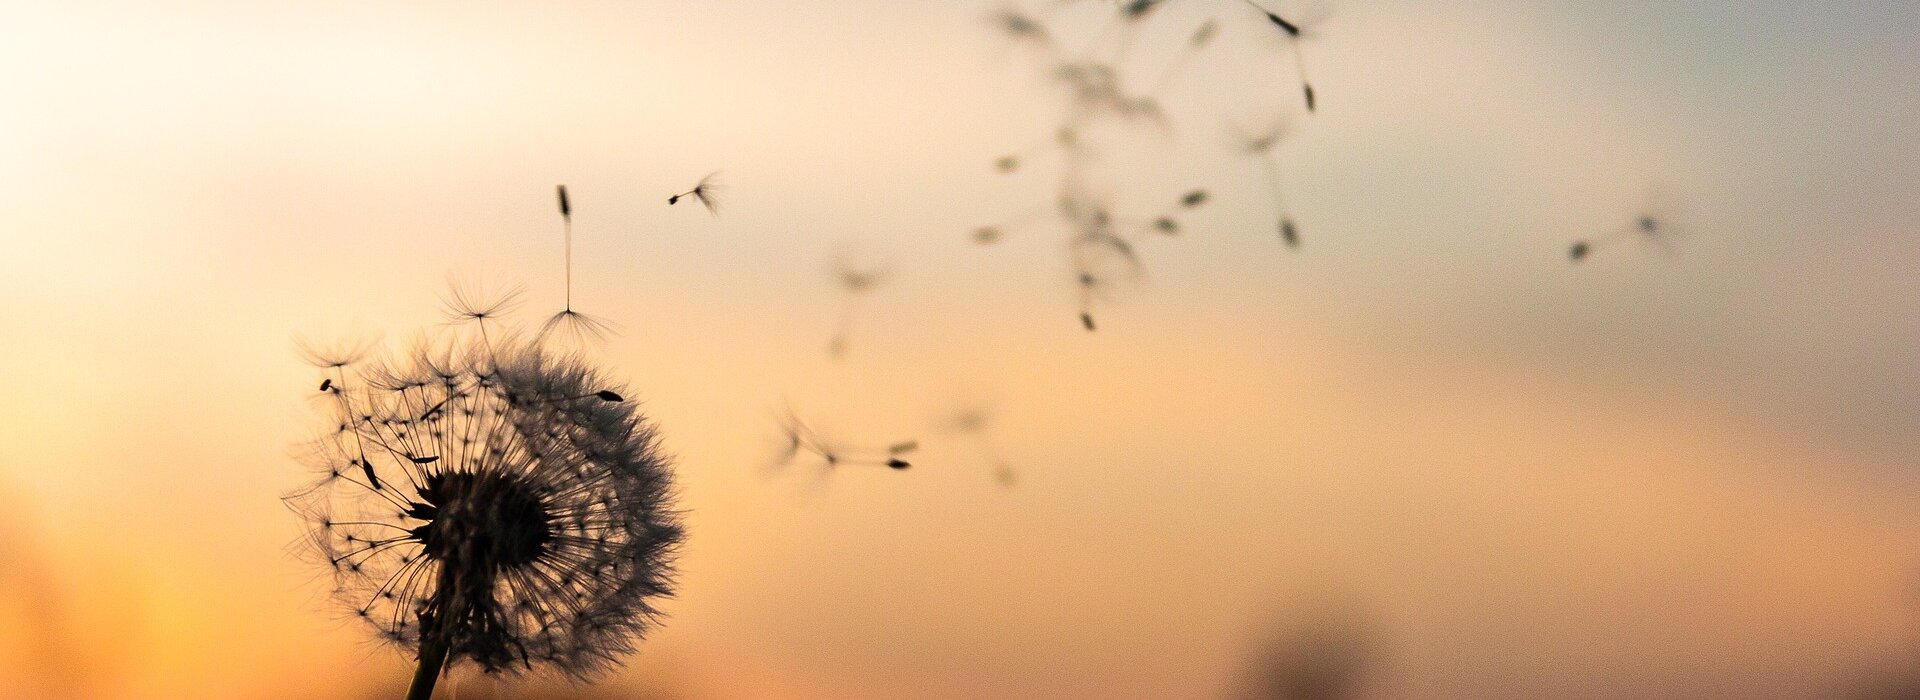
left=990, top=7, right=1053, bottom=48
left=938, top=402, right=1018, bottom=489
left=977, top=0, right=1325, bottom=331
left=667, top=172, right=722, bottom=216
left=541, top=185, right=614, bottom=346
left=1231, top=117, right=1303, bottom=249
left=973, top=203, right=1054, bottom=246
left=1053, top=62, right=1169, bottom=131
left=825, top=251, right=891, bottom=359
left=1567, top=189, right=1688, bottom=263
left=991, top=126, right=1083, bottom=176
left=769, top=406, right=915, bottom=474
left=1148, top=189, right=1212, bottom=236
left=287, top=322, right=682, bottom=700
left=442, top=275, right=526, bottom=351
left=1570, top=215, right=1671, bottom=263
left=1122, top=0, right=1164, bottom=20
left=1241, top=0, right=1322, bottom=113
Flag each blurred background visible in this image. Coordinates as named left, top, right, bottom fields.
left=2, top=0, right=1918, bottom=697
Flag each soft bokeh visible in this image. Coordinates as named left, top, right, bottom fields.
left=2, top=0, right=1917, bottom=698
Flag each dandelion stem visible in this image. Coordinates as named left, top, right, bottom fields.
left=406, top=567, right=463, bottom=700
left=564, top=215, right=573, bottom=312
left=405, top=633, right=450, bottom=700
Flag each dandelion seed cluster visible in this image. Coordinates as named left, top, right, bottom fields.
left=980, top=0, right=1322, bottom=329
left=288, top=339, right=681, bottom=679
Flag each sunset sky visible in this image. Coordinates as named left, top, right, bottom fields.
left=2, top=1, right=1918, bottom=698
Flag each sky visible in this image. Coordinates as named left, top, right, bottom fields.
left=1, top=0, right=1918, bottom=698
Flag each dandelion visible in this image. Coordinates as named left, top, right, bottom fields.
left=1569, top=215, right=1671, bottom=262
left=1240, top=0, right=1323, bottom=113
left=825, top=250, right=891, bottom=359
left=1069, top=229, right=1143, bottom=332
left=990, top=7, right=1052, bottom=48
left=938, top=402, right=1017, bottom=489
left=1149, top=189, right=1210, bottom=236
left=1568, top=189, right=1688, bottom=262
left=991, top=126, right=1082, bottom=176
left=542, top=185, right=614, bottom=346
left=667, top=172, right=722, bottom=216
left=442, top=276, right=525, bottom=349
left=287, top=331, right=682, bottom=700
left=1231, top=117, right=1303, bottom=249
left=770, top=406, right=914, bottom=472
left=1122, top=0, right=1163, bottom=19
left=1054, top=62, right=1168, bottom=131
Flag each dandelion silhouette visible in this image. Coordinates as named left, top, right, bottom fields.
left=1568, top=190, right=1688, bottom=262
left=991, top=126, right=1081, bottom=176
left=977, top=1, right=1328, bottom=329
left=972, top=202, right=1055, bottom=246
left=541, top=185, right=614, bottom=346
left=1070, top=236, right=1142, bottom=332
left=1241, top=0, right=1321, bottom=113
left=443, top=276, right=525, bottom=349
left=1232, top=117, right=1304, bottom=248
left=1151, top=189, right=1213, bottom=235
left=1122, top=0, right=1164, bottom=20
left=287, top=317, right=682, bottom=700
left=1570, top=215, right=1670, bottom=262
left=990, top=7, right=1053, bottom=49
left=825, top=251, right=890, bottom=359
left=770, top=406, right=915, bottom=473
left=939, top=403, right=1018, bottom=489
left=666, top=172, right=722, bottom=216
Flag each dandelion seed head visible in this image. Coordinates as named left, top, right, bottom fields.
left=287, top=337, right=682, bottom=679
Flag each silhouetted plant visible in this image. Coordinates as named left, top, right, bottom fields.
left=1240, top=0, right=1323, bottom=112
left=543, top=184, right=615, bottom=345
left=288, top=294, right=682, bottom=700
left=1567, top=187, right=1688, bottom=262
left=978, top=0, right=1324, bottom=327
left=770, top=405, right=915, bottom=473
left=667, top=172, right=722, bottom=216
left=937, top=402, right=1018, bottom=489
left=1230, top=116, right=1303, bottom=248
left=825, top=250, right=891, bottom=359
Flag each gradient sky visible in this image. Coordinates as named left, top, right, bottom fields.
left=1, top=1, right=1918, bottom=698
